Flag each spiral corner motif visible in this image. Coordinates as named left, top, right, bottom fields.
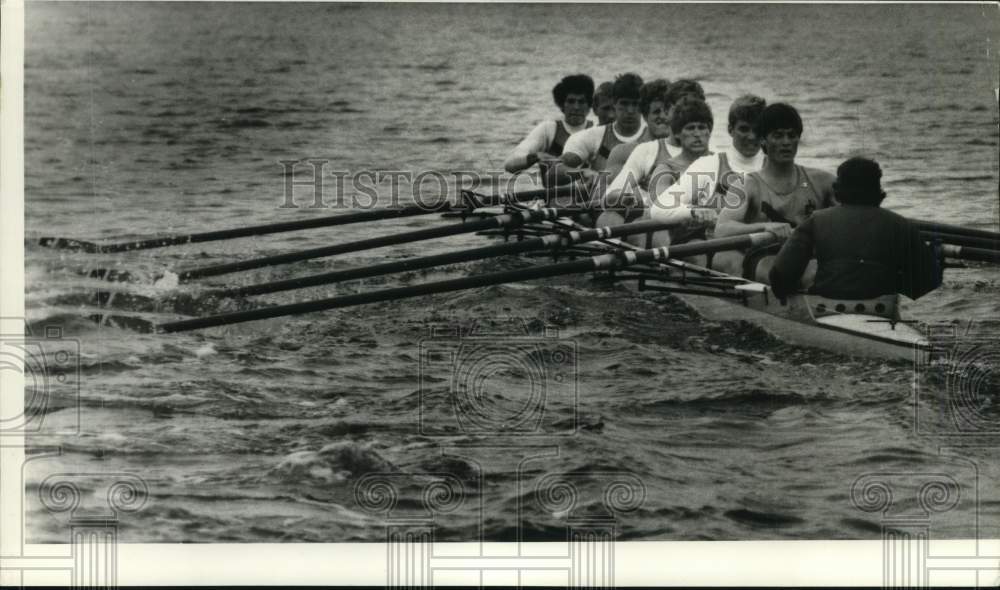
left=354, top=474, right=399, bottom=515
left=850, top=477, right=893, bottom=513
left=918, top=478, right=960, bottom=514
left=107, top=476, right=149, bottom=513
left=38, top=476, right=81, bottom=514
left=423, top=476, right=464, bottom=514
left=603, top=476, right=645, bottom=513
left=535, top=474, right=578, bottom=514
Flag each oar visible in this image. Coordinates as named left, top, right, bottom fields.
left=921, top=231, right=1000, bottom=250
left=941, top=244, right=1000, bottom=264
left=40, top=186, right=582, bottom=254
left=207, top=218, right=683, bottom=298
left=39, top=202, right=453, bottom=254
left=158, top=231, right=778, bottom=333
left=914, top=220, right=1000, bottom=242
left=173, top=205, right=587, bottom=281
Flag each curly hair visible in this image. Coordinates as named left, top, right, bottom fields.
left=611, top=72, right=644, bottom=101
left=639, top=78, right=672, bottom=116
left=669, top=95, right=714, bottom=135
left=552, top=74, right=596, bottom=108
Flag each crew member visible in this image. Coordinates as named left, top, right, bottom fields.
left=603, top=78, right=672, bottom=182
left=660, top=79, right=706, bottom=155
left=597, top=95, right=715, bottom=248
left=769, top=157, right=942, bottom=300
left=713, top=103, right=836, bottom=282
left=547, top=72, right=647, bottom=186
left=504, top=74, right=595, bottom=186
left=651, top=95, right=767, bottom=227
left=601, top=78, right=707, bottom=207
left=593, top=81, right=616, bottom=126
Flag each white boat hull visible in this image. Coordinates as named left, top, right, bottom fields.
left=664, top=288, right=929, bottom=363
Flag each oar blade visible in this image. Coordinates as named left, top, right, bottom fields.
left=38, top=237, right=102, bottom=253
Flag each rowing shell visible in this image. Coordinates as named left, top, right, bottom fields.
left=508, top=212, right=931, bottom=363
left=636, top=277, right=929, bottom=363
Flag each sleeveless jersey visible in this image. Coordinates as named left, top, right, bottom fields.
left=540, top=120, right=593, bottom=187
left=547, top=119, right=592, bottom=157
left=745, top=166, right=824, bottom=228
left=593, top=125, right=626, bottom=171
left=651, top=139, right=676, bottom=169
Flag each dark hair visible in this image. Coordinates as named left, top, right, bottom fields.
left=552, top=74, right=595, bottom=108
left=728, top=94, right=767, bottom=128
left=669, top=95, right=713, bottom=134
left=757, top=102, right=803, bottom=139
left=612, top=72, right=644, bottom=101
left=594, top=81, right=614, bottom=101
left=639, top=78, right=672, bottom=116
left=834, top=157, right=886, bottom=206
left=664, top=79, right=706, bottom=108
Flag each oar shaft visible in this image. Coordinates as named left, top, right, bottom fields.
left=666, top=232, right=778, bottom=258
left=160, top=227, right=754, bottom=332
left=922, top=231, right=1000, bottom=250
left=213, top=218, right=682, bottom=297
left=179, top=209, right=548, bottom=281
left=942, top=244, right=1000, bottom=264
left=161, top=258, right=598, bottom=332
left=914, top=220, right=1000, bottom=242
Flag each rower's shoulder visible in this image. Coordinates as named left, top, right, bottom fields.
left=803, top=166, right=836, bottom=186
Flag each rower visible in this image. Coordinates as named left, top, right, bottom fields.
left=546, top=72, right=647, bottom=187
left=596, top=95, right=715, bottom=248
left=660, top=79, right=706, bottom=155
left=593, top=81, right=616, bottom=126
left=769, top=157, right=942, bottom=300
left=503, top=74, right=595, bottom=186
left=602, top=78, right=708, bottom=205
left=647, top=95, right=715, bottom=192
left=649, top=94, right=768, bottom=262
left=603, top=78, right=673, bottom=182
left=713, top=103, right=836, bottom=282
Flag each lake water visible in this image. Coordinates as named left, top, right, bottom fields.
left=20, top=2, right=1000, bottom=543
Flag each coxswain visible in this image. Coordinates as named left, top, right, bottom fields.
left=547, top=72, right=647, bottom=187
left=713, top=103, right=836, bottom=282
left=592, top=81, right=616, bottom=126
left=769, top=157, right=942, bottom=300
left=503, top=74, right=595, bottom=186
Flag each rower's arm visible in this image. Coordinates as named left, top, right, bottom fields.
left=769, top=218, right=816, bottom=298
left=649, top=155, right=715, bottom=224
left=714, top=176, right=768, bottom=237
left=604, top=143, right=651, bottom=208
left=504, top=121, right=553, bottom=173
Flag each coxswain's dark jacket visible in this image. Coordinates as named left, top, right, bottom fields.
left=769, top=205, right=941, bottom=300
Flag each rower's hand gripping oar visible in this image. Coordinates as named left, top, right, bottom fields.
left=157, top=230, right=778, bottom=333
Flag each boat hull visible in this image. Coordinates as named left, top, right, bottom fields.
left=658, top=288, right=929, bottom=363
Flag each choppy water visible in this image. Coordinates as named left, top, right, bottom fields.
left=21, top=2, right=1000, bottom=543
